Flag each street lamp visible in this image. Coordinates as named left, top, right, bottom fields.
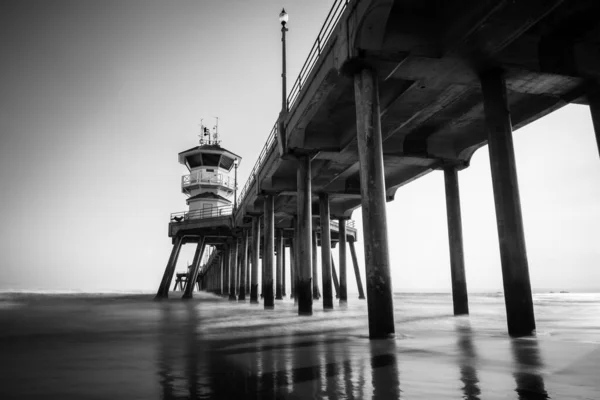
left=279, top=8, right=288, bottom=112
left=234, top=158, right=239, bottom=211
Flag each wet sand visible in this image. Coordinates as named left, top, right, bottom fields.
left=1, top=292, right=599, bottom=399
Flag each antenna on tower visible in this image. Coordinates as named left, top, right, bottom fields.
left=212, top=116, right=221, bottom=146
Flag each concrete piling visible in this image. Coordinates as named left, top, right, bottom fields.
left=311, top=231, right=321, bottom=300
left=296, top=156, right=313, bottom=315
left=239, top=230, right=248, bottom=301
left=250, top=216, right=260, bottom=303
left=354, top=67, right=395, bottom=339
left=443, top=166, right=469, bottom=315
left=319, top=193, right=334, bottom=309
left=156, top=235, right=184, bottom=299
left=183, top=237, right=205, bottom=299
left=228, top=240, right=238, bottom=301
left=264, top=194, right=275, bottom=309
left=348, top=240, right=366, bottom=299
left=338, top=219, right=348, bottom=303
left=275, top=229, right=283, bottom=300
left=481, top=68, right=535, bottom=337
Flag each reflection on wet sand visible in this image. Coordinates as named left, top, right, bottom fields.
left=511, top=337, right=549, bottom=399
left=455, top=320, right=481, bottom=400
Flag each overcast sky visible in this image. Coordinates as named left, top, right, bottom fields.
left=1, top=0, right=598, bottom=293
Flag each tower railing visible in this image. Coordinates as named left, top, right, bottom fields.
left=237, top=0, right=349, bottom=212
left=182, top=171, right=233, bottom=190
left=170, top=205, right=233, bottom=222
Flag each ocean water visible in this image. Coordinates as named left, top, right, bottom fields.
left=0, top=291, right=599, bottom=399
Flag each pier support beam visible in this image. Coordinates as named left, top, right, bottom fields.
left=264, top=194, right=275, bottom=309
left=228, top=240, right=238, bottom=301
left=250, top=216, right=260, bottom=303
left=282, top=240, right=287, bottom=297
left=354, top=67, right=395, bottom=338
left=349, top=240, right=366, bottom=299
left=481, top=68, right=535, bottom=337
left=444, top=166, right=469, bottom=315
left=319, top=193, right=334, bottom=309
left=183, top=237, right=206, bottom=299
left=156, top=235, right=184, bottom=299
left=239, top=230, right=248, bottom=301
left=338, top=219, right=348, bottom=303
left=588, top=85, right=600, bottom=157
left=311, top=231, right=320, bottom=299
left=296, top=156, right=313, bottom=315
left=276, top=229, right=283, bottom=300
left=290, top=238, right=296, bottom=300
left=331, top=255, right=340, bottom=299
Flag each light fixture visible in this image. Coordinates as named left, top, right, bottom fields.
left=279, top=8, right=288, bottom=26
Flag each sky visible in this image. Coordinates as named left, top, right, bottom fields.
left=1, top=0, right=599, bottom=293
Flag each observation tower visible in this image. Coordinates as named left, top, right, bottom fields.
left=156, top=122, right=241, bottom=299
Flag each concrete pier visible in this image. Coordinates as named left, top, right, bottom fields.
left=319, top=193, right=333, bottom=309
left=282, top=240, right=287, bottom=297
left=354, top=67, right=395, bottom=339
left=481, top=68, right=535, bottom=337
left=155, top=235, right=184, bottom=299
left=250, top=216, right=260, bottom=303
left=263, top=194, right=275, bottom=309
left=331, top=256, right=340, bottom=299
left=182, top=237, right=205, bottom=299
left=223, top=244, right=230, bottom=298
left=349, top=240, right=366, bottom=299
left=290, top=240, right=296, bottom=300
left=443, top=167, right=469, bottom=315
left=275, top=229, right=283, bottom=300
left=296, top=156, right=313, bottom=315
left=228, top=240, right=237, bottom=301
left=338, top=219, right=348, bottom=303
left=311, top=231, right=320, bottom=300
left=239, top=230, right=248, bottom=301
left=589, top=86, right=600, bottom=157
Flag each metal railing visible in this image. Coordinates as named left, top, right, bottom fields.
left=182, top=171, right=233, bottom=190
left=330, top=219, right=356, bottom=230
left=236, top=0, right=349, bottom=212
left=170, top=205, right=233, bottom=222
left=286, top=0, right=348, bottom=111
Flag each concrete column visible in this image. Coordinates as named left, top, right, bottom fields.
left=354, top=67, right=395, bottom=338
left=588, top=85, right=600, bottom=157
left=331, top=255, right=340, bottom=299
left=319, top=193, right=334, bottom=309
left=155, top=235, right=184, bottom=299
left=282, top=239, right=287, bottom=297
left=338, top=219, right=348, bottom=303
left=229, top=240, right=238, bottom=301
left=223, top=244, right=230, bottom=297
left=276, top=229, right=283, bottom=299
left=245, top=244, right=250, bottom=296
left=481, top=68, right=535, bottom=337
left=216, top=254, right=223, bottom=295
left=290, top=239, right=296, bottom=299
left=444, top=166, right=469, bottom=315
left=296, top=155, right=313, bottom=315
left=264, top=194, right=275, bottom=309
left=311, top=231, right=321, bottom=299
left=239, top=230, right=248, bottom=301
left=250, top=216, right=260, bottom=303
left=183, top=237, right=206, bottom=299
left=349, top=240, right=366, bottom=299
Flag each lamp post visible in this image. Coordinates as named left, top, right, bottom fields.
left=279, top=8, right=289, bottom=112
left=234, top=158, right=239, bottom=212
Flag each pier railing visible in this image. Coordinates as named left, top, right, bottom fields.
left=236, top=0, right=349, bottom=211
left=170, top=205, right=232, bottom=222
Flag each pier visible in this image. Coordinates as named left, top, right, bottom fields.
left=157, top=0, right=600, bottom=339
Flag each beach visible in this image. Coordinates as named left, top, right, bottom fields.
left=1, top=291, right=599, bottom=399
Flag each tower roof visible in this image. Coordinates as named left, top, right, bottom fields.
left=178, top=144, right=241, bottom=171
